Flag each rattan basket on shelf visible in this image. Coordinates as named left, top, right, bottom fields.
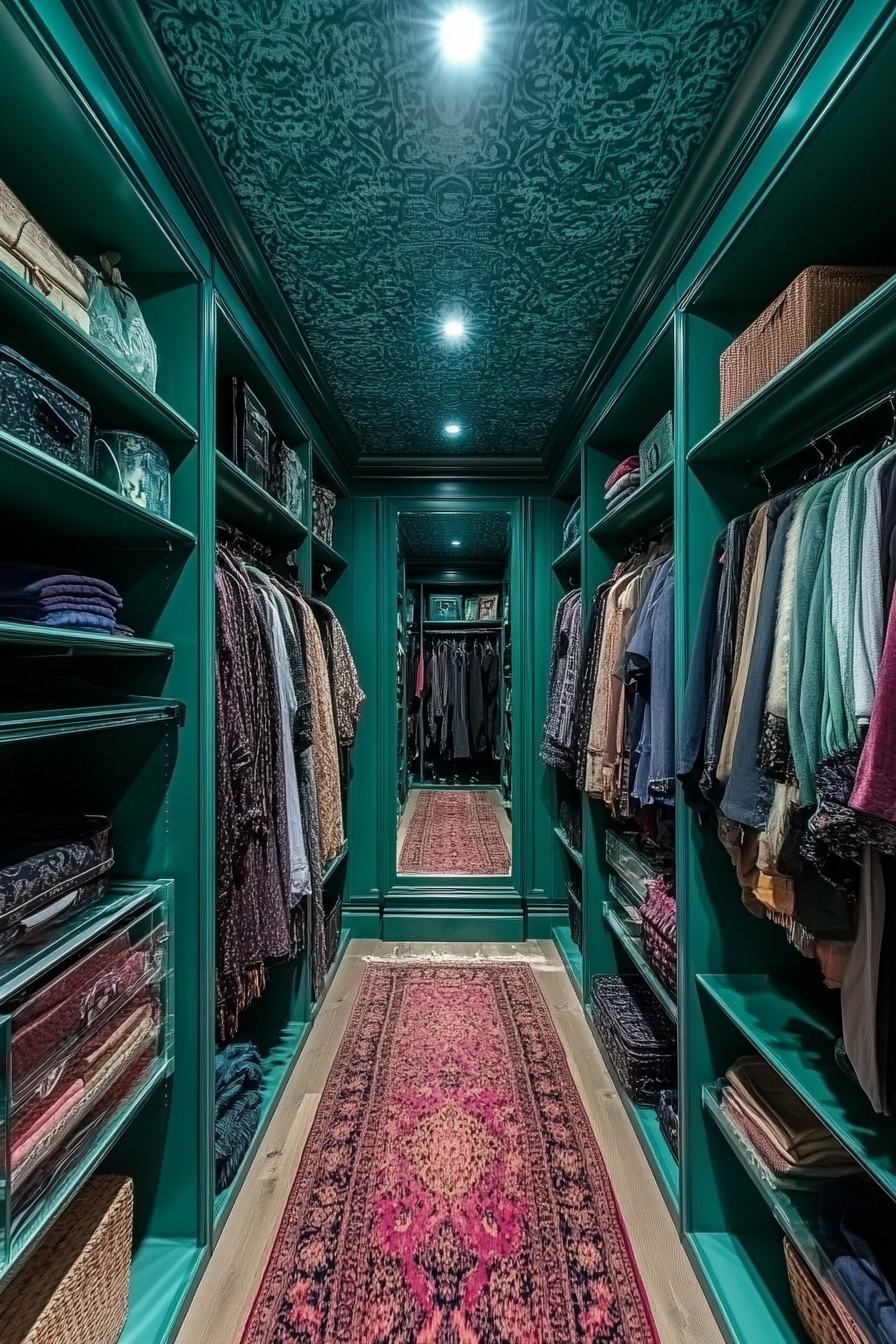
left=0, top=1175, right=133, bottom=1344
left=783, top=1237, right=869, bottom=1344
left=719, top=264, right=893, bottom=419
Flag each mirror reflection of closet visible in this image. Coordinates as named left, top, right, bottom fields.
left=396, top=511, right=512, bottom=877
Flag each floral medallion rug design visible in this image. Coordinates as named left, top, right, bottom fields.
left=241, top=963, right=658, bottom=1344
left=398, top=790, right=510, bottom=875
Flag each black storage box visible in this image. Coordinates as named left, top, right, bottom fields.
left=231, top=377, right=271, bottom=491
left=590, top=974, right=676, bottom=1106
left=0, top=345, right=91, bottom=475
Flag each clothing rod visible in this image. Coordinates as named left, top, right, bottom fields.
left=754, top=386, right=896, bottom=486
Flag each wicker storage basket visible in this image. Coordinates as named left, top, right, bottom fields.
left=0, top=179, right=89, bottom=333
left=782, top=1237, right=873, bottom=1344
left=720, top=265, right=893, bottom=419
left=0, top=1175, right=133, bottom=1344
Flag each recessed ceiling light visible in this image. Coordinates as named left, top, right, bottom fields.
left=451, top=540, right=461, bottom=546
left=443, top=319, right=465, bottom=339
left=441, top=7, right=484, bottom=63
left=444, top=422, right=461, bottom=436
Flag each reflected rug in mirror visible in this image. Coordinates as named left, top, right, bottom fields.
left=240, top=963, right=658, bottom=1344
left=398, top=789, right=510, bottom=875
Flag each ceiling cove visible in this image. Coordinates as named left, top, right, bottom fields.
left=142, top=0, right=779, bottom=456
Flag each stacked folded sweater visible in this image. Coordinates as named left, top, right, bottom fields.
left=722, top=1055, right=860, bottom=1179
left=819, top=1178, right=896, bottom=1343
left=215, top=1042, right=263, bottom=1194
left=0, top=562, right=125, bottom=634
left=604, top=456, right=640, bottom=510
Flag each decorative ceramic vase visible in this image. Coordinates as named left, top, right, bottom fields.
left=94, top=430, right=170, bottom=518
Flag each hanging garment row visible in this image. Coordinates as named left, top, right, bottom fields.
left=215, top=534, right=364, bottom=1035
left=540, top=538, right=675, bottom=823
left=409, top=633, right=500, bottom=764
left=678, top=426, right=896, bottom=1113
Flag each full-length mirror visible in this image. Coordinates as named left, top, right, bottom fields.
left=396, top=510, right=512, bottom=877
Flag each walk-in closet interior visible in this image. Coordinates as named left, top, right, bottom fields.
left=3, top=1, right=896, bottom=1342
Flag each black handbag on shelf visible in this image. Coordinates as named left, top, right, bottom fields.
left=0, top=345, right=91, bottom=475
left=0, top=814, right=114, bottom=947
left=231, top=377, right=271, bottom=490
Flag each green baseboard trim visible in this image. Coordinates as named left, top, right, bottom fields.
left=526, top=904, right=567, bottom=937
left=343, top=910, right=382, bottom=937
left=382, top=913, right=524, bottom=941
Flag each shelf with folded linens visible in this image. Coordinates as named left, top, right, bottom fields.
left=0, top=428, right=197, bottom=549
left=699, top=973, right=896, bottom=1202
left=603, top=903, right=677, bottom=1023
left=0, top=620, right=174, bottom=659
left=0, top=697, right=184, bottom=745
left=589, top=459, right=673, bottom=543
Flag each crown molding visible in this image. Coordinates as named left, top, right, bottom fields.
left=353, top=453, right=548, bottom=481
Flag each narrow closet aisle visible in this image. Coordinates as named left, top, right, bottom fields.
left=3, top=2, right=896, bottom=1344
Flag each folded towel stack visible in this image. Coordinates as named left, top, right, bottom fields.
left=604, top=456, right=640, bottom=510
left=215, top=1042, right=263, bottom=1194
left=722, top=1055, right=860, bottom=1178
left=0, top=561, right=125, bottom=635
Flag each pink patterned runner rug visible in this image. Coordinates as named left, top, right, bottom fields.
left=398, top=790, right=510, bottom=874
left=241, top=963, right=658, bottom=1344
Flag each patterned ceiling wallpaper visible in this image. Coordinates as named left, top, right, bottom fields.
left=143, top=0, right=778, bottom=454
left=398, top=511, right=511, bottom=559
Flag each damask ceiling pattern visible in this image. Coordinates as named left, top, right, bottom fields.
left=398, top=511, right=511, bottom=559
left=143, top=0, right=778, bottom=455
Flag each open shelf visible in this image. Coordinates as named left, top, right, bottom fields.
left=0, top=881, right=169, bottom=1000
left=604, top=903, right=677, bottom=1022
left=117, top=1238, right=205, bottom=1344
left=0, top=429, right=196, bottom=548
left=0, top=621, right=174, bottom=659
left=215, top=452, right=308, bottom=545
left=585, top=1005, right=680, bottom=1226
left=0, top=264, right=197, bottom=450
left=322, top=841, right=348, bottom=884
left=702, top=1081, right=881, bottom=1343
left=550, top=539, right=580, bottom=574
left=423, top=619, right=501, bottom=629
left=0, top=698, right=183, bottom=744
left=553, top=825, right=583, bottom=869
left=311, top=534, right=348, bottom=570
left=552, top=922, right=583, bottom=1003
left=699, top=973, right=896, bottom=1201
left=687, top=1232, right=806, bottom=1344
left=589, top=460, right=673, bottom=543
left=688, top=275, right=896, bottom=476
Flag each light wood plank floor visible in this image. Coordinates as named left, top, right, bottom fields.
left=175, top=940, right=723, bottom=1344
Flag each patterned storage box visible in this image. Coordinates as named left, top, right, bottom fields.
left=638, top=412, right=673, bottom=482
left=0, top=346, right=91, bottom=475
left=640, top=874, right=677, bottom=995
left=0, top=815, right=113, bottom=949
left=590, top=975, right=676, bottom=1106
left=0, top=1175, right=133, bottom=1344
left=719, top=265, right=893, bottom=420
left=269, top=439, right=306, bottom=522
left=312, top=482, right=337, bottom=547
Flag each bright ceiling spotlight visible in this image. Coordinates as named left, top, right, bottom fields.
left=444, top=422, right=462, bottom=436
left=451, top=540, right=461, bottom=546
left=443, top=318, right=465, bottom=339
left=440, top=7, right=484, bottom=63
